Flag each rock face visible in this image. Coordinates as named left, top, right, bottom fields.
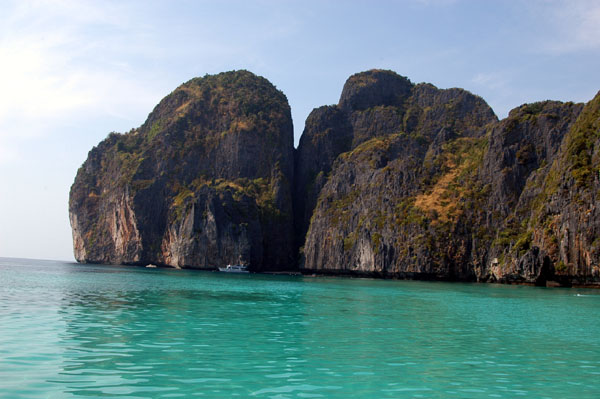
left=296, top=70, right=497, bottom=258
left=499, top=94, right=600, bottom=285
left=299, top=70, right=497, bottom=278
left=300, top=70, right=600, bottom=286
left=70, top=71, right=294, bottom=270
left=71, top=68, right=600, bottom=286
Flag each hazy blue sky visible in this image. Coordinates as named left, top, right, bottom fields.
left=1, top=0, right=599, bottom=261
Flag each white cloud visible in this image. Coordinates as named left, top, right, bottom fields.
left=0, top=0, right=164, bottom=163
left=533, top=0, right=600, bottom=54
left=0, top=35, right=91, bottom=127
left=0, top=142, right=18, bottom=164
left=412, top=0, right=458, bottom=5
left=468, top=71, right=519, bottom=119
left=471, top=72, right=511, bottom=91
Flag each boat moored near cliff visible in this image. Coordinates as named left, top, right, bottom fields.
left=218, top=264, right=249, bottom=273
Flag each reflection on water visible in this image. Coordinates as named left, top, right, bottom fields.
left=1, top=257, right=599, bottom=398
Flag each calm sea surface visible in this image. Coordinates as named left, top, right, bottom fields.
left=1, top=257, right=599, bottom=398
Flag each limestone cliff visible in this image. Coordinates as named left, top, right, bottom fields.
left=300, top=70, right=600, bottom=286
left=70, top=68, right=600, bottom=286
left=294, top=70, right=496, bottom=251
left=491, top=93, right=600, bottom=285
left=69, top=71, right=294, bottom=270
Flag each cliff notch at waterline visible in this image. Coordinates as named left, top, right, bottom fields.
left=70, top=69, right=600, bottom=286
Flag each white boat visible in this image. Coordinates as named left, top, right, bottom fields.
left=218, top=264, right=249, bottom=273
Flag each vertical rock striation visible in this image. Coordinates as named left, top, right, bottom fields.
left=299, top=70, right=600, bottom=286
left=297, top=70, right=497, bottom=278
left=70, top=71, right=294, bottom=270
left=70, top=68, right=600, bottom=286
left=497, top=93, right=600, bottom=285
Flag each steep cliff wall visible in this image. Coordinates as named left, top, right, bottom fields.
left=294, top=70, right=496, bottom=251
left=494, top=92, right=600, bottom=286
left=475, top=101, right=585, bottom=284
left=300, top=70, right=599, bottom=286
left=70, top=68, right=600, bottom=285
left=70, top=71, right=294, bottom=270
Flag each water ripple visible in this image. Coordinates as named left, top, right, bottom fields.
left=1, top=259, right=599, bottom=398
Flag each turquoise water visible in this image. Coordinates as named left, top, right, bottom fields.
left=0, top=258, right=599, bottom=398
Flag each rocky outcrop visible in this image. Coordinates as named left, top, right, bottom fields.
left=300, top=71, right=497, bottom=279
left=70, top=68, right=600, bottom=286
left=294, top=70, right=496, bottom=252
left=475, top=101, right=585, bottom=284
left=479, top=101, right=583, bottom=219
left=70, top=71, right=294, bottom=270
left=294, top=106, right=353, bottom=251
left=300, top=70, right=600, bottom=286
left=504, top=92, right=600, bottom=286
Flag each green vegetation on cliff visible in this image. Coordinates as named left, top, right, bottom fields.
left=70, top=70, right=294, bottom=270
left=70, top=68, right=600, bottom=286
left=564, top=93, right=600, bottom=186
